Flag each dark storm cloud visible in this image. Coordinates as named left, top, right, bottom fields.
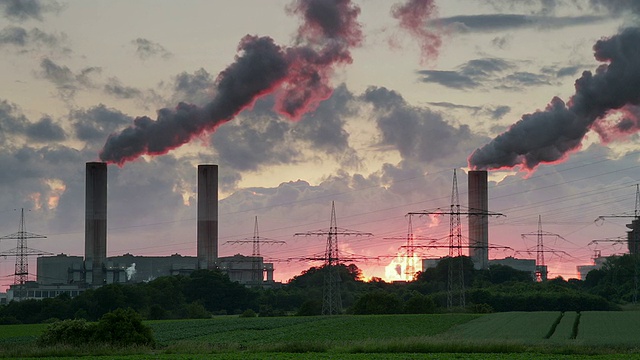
left=363, top=86, right=482, bottom=167
left=104, top=78, right=143, bottom=100
left=418, top=57, right=513, bottom=89
left=70, top=104, right=133, bottom=143
left=437, top=14, right=606, bottom=33
left=131, top=38, right=173, bottom=60
left=25, top=117, right=66, bottom=142
left=0, top=0, right=61, bottom=21
left=38, top=58, right=100, bottom=99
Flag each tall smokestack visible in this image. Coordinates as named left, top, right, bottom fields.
left=198, top=165, right=218, bottom=269
left=468, top=170, right=488, bottom=270
left=85, top=162, right=107, bottom=285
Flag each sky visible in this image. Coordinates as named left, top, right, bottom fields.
left=0, top=0, right=639, bottom=288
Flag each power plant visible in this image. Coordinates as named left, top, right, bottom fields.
left=2, top=162, right=275, bottom=302
left=0, top=164, right=633, bottom=302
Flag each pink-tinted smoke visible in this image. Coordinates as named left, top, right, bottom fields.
left=468, top=27, right=640, bottom=172
left=391, top=0, right=441, bottom=64
left=100, top=0, right=363, bottom=166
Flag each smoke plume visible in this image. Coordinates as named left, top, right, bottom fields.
left=468, top=27, right=640, bottom=172
left=100, top=0, right=362, bottom=166
left=391, top=0, right=441, bottom=64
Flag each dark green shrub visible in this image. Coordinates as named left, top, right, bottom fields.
left=296, top=299, right=322, bottom=316
left=467, top=303, right=494, bottom=314
left=403, top=294, right=436, bottom=314
left=352, top=291, right=402, bottom=315
left=94, top=308, right=155, bottom=347
left=240, top=309, right=257, bottom=318
left=38, top=319, right=96, bottom=346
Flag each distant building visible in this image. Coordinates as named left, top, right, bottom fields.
left=490, top=257, right=536, bottom=280
left=4, top=252, right=277, bottom=302
left=577, top=253, right=611, bottom=280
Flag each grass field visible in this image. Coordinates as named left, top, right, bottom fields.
left=1, top=312, right=640, bottom=358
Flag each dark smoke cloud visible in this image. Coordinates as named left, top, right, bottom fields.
left=100, top=0, right=363, bottom=166
left=592, top=105, right=640, bottom=143
left=391, top=0, right=441, bottom=64
left=469, top=27, right=640, bottom=171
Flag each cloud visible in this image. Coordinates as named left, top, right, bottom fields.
left=419, top=57, right=577, bottom=91
left=70, top=104, right=133, bottom=144
left=0, top=99, right=66, bottom=144
left=437, top=14, right=606, bottom=33
left=131, top=38, right=173, bottom=60
left=0, top=26, right=67, bottom=52
left=210, top=108, right=300, bottom=172
left=0, top=0, right=62, bottom=21
left=103, top=78, right=143, bottom=100
left=38, top=58, right=101, bottom=100
left=170, top=68, right=215, bottom=106
left=362, top=86, right=483, bottom=168
left=25, top=117, right=66, bottom=142
left=418, top=57, right=513, bottom=89
left=428, top=101, right=511, bottom=120
left=293, top=84, right=361, bottom=167
left=210, top=85, right=360, bottom=172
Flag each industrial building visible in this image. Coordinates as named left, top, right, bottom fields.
left=422, top=256, right=537, bottom=279
left=4, top=163, right=276, bottom=302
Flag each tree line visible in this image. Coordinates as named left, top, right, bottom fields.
left=1, top=255, right=634, bottom=324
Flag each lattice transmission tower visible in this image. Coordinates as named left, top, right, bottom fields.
left=409, top=169, right=504, bottom=309
left=225, top=216, right=285, bottom=286
left=295, top=201, right=373, bottom=315
left=521, top=215, right=567, bottom=282
left=0, top=209, right=50, bottom=301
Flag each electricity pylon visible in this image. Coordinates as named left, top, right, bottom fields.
left=0, top=209, right=50, bottom=301
left=225, top=216, right=285, bottom=286
left=595, top=184, right=640, bottom=303
left=409, top=169, right=504, bottom=309
left=521, top=215, right=566, bottom=282
left=295, top=201, right=373, bottom=315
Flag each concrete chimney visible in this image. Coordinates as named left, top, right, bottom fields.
left=85, top=162, right=107, bottom=285
left=197, top=165, right=218, bottom=269
left=468, top=170, right=488, bottom=270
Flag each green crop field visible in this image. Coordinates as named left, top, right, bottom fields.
left=577, top=311, right=640, bottom=345
left=0, top=323, right=47, bottom=344
left=3, top=312, right=640, bottom=358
